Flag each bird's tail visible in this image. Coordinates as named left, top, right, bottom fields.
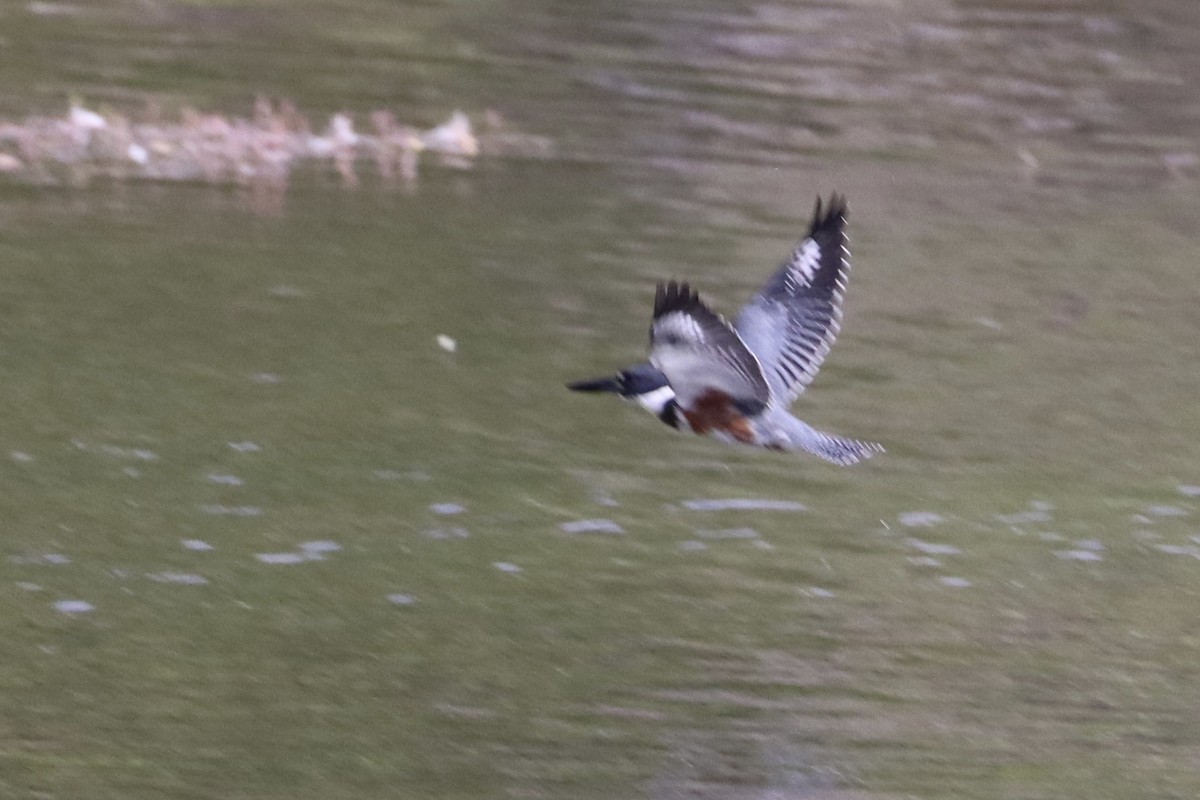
left=799, top=431, right=884, bottom=466
left=763, top=416, right=883, bottom=466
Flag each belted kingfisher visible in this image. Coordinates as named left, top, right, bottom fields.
left=568, top=194, right=882, bottom=466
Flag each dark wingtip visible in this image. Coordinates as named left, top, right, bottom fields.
left=653, top=280, right=706, bottom=320
left=809, top=193, right=848, bottom=236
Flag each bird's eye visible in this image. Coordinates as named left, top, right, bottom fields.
left=660, top=333, right=681, bottom=346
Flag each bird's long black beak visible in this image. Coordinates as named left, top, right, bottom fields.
left=567, top=374, right=623, bottom=394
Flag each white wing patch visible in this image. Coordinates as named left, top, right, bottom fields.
left=786, top=239, right=822, bottom=290
left=654, top=312, right=705, bottom=346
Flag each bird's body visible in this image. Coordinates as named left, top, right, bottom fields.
left=569, top=195, right=881, bottom=466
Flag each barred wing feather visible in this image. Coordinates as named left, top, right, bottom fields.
left=734, top=194, right=851, bottom=406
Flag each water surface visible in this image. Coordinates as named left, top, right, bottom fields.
left=2, top=1, right=1199, bottom=798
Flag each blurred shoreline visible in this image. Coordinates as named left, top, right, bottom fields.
left=0, top=96, right=554, bottom=193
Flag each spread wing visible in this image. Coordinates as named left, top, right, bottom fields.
left=649, top=281, right=770, bottom=413
left=733, top=194, right=851, bottom=407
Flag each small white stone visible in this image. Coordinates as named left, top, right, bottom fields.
left=430, top=503, right=465, bottom=516
left=147, top=572, right=208, bottom=585
left=1155, top=544, right=1200, bottom=557
left=807, top=587, right=835, bottom=598
left=493, top=561, right=522, bottom=574
left=69, top=105, right=106, bottom=130
left=1146, top=505, right=1188, bottom=517
left=560, top=519, right=624, bottom=535
left=207, top=473, right=244, bottom=486
left=10, top=451, right=33, bottom=463
left=939, top=576, right=972, bottom=588
left=437, top=334, right=457, bottom=352
left=228, top=441, right=262, bottom=453
left=256, top=553, right=306, bottom=565
left=181, top=539, right=213, bottom=551
left=54, top=600, right=94, bottom=614
left=388, top=593, right=418, bottom=606
left=905, top=538, right=961, bottom=555
left=1054, top=550, right=1104, bottom=562
left=99, top=445, right=159, bottom=461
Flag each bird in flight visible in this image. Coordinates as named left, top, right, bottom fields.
left=568, top=194, right=882, bottom=465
